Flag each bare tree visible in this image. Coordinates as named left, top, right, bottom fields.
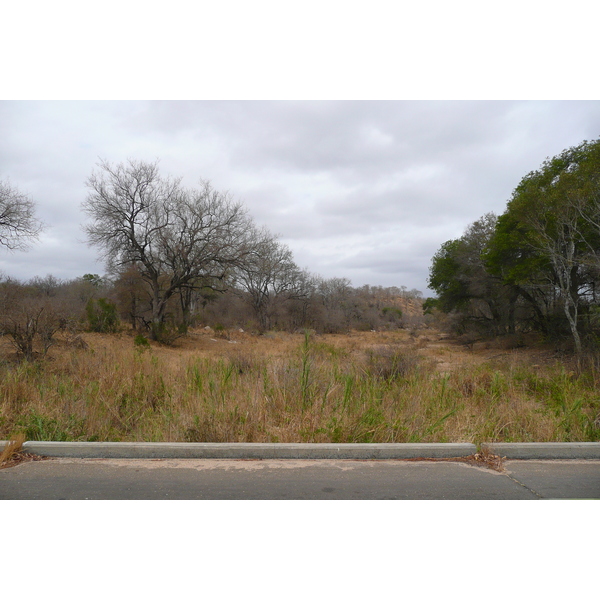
left=82, top=160, right=255, bottom=340
left=0, top=179, right=44, bottom=250
left=0, top=278, right=64, bottom=360
left=233, top=229, right=306, bottom=331
left=310, top=276, right=355, bottom=332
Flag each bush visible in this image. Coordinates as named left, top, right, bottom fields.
left=86, top=298, right=119, bottom=333
left=134, top=333, right=151, bottom=349
left=382, top=307, right=403, bottom=320
left=364, top=346, right=420, bottom=381
left=0, top=283, right=64, bottom=360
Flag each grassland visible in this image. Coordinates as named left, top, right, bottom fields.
left=1, top=327, right=599, bottom=444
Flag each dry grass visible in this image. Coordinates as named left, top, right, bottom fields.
left=1, top=327, right=599, bottom=444
left=0, top=433, right=45, bottom=469
left=0, top=433, right=25, bottom=465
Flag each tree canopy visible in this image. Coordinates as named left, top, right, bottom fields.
left=428, top=138, right=600, bottom=352
left=83, top=159, right=257, bottom=339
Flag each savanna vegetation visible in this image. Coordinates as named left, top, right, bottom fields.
left=1, top=327, right=599, bottom=444
left=2, top=145, right=600, bottom=444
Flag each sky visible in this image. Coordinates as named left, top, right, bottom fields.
left=1, top=100, right=600, bottom=295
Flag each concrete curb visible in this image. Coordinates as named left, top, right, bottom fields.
left=14, top=441, right=477, bottom=460
left=482, top=442, right=600, bottom=460
left=4, top=441, right=600, bottom=460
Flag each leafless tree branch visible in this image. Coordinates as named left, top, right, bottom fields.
left=0, top=179, right=45, bottom=251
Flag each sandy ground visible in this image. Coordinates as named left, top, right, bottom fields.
left=411, top=330, right=564, bottom=374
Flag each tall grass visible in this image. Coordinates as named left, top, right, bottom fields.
left=1, top=331, right=599, bottom=443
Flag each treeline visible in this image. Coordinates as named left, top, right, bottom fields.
left=0, top=158, right=423, bottom=356
left=0, top=272, right=423, bottom=359
left=79, top=160, right=424, bottom=341
left=428, top=138, right=600, bottom=353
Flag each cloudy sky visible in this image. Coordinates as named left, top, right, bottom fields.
left=2, top=100, right=600, bottom=295
left=2, top=4, right=599, bottom=297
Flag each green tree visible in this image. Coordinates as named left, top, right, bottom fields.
left=491, top=139, right=600, bottom=352
left=428, top=214, right=513, bottom=334
left=484, top=210, right=553, bottom=335
left=428, top=238, right=472, bottom=313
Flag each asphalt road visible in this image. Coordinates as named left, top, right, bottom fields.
left=2, top=457, right=600, bottom=499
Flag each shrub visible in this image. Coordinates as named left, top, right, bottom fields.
left=134, top=333, right=151, bottom=349
left=364, top=346, right=420, bottom=381
left=382, top=307, right=403, bottom=320
left=86, top=298, right=119, bottom=333
left=0, top=297, right=63, bottom=360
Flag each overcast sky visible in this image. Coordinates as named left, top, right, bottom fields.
left=2, top=100, right=599, bottom=295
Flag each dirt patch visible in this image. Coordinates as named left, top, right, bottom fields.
left=403, top=450, right=505, bottom=472
left=412, top=329, right=563, bottom=374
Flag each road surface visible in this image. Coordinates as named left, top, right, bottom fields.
left=2, top=457, right=600, bottom=499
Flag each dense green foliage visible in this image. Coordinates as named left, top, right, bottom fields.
left=429, top=138, right=600, bottom=351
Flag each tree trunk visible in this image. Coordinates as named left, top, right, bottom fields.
left=563, top=295, right=582, bottom=354
left=150, top=291, right=167, bottom=341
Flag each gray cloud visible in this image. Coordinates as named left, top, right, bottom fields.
left=1, top=101, right=600, bottom=294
